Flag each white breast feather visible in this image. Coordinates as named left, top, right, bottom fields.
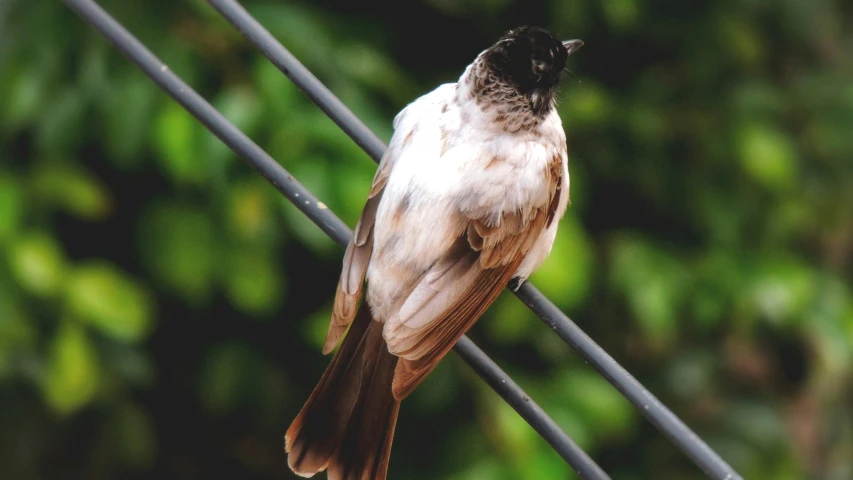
left=365, top=81, right=569, bottom=322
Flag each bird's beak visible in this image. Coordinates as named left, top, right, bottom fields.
left=562, top=39, right=584, bottom=57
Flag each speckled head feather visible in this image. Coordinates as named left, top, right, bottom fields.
left=466, top=26, right=582, bottom=129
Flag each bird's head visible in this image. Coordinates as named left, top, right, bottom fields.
left=481, top=26, right=582, bottom=115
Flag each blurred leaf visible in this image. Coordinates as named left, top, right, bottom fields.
left=448, top=459, right=507, bottom=480
left=0, top=173, right=24, bottom=242
left=492, top=396, right=537, bottom=458
left=665, top=351, right=715, bottom=399
left=110, top=402, right=157, bottom=469
left=101, top=343, right=156, bottom=388
left=335, top=43, right=416, bottom=103
left=224, top=248, right=285, bottom=317
left=252, top=58, right=302, bottom=112
left=8, top=232, right=67, bottom=297
left=152, top=102, right=206, bottom=185
left=42, top=321, right=100, bottom=415
left=302, top=304, right=333, bottom=351
left=486, top=293, right=537, bottom=345
left=199, top=342, right=247, bottom=415
left=743, top=257, right=816, bottom=327
left=31, top=162, right=112, bottom=220
left=553, top=370, right=635, bottom=438
left=198, top=341, right=276, bottom=416
left=728, top=401, right=788, bottom=447
left=524, top=448, right=572, bottom=480
left=0, top=294, right=36, bottom=376
left=98, top=73, right=158, bottom=168
left=717, top=16, right=764, bottom=66
left=550, top=0, right=591, bottom=36
left=692, top=250, right=744, bottom=328
left=36, top=87, right=86, bottom=153
left=560, top=81, right=614, bottom=126
left=431, top=0, right=513, bottom=15
left=610, top=235, right=689, bottom=343
left=806, top=276, right=853, bottom=378
left=530, top=214, right=594, bottom=309
left=205, top=87, right=262, bottom=169
left=0, top=60, right=50, bottom=131
left=226, top=179, right=276, bottom=242
left=278, top=159, right=338, bottom=256
left=602, top=0, right=640, bottom=31
left=66, top=262, right=153, bottom=342
left=626, top=102, right=667, bottom=142
left=408, top=356, right=459, bottom=412
left=246, top=3, right=334, bottom=67
left=138, top=202, right=217, bottom=303
left=736, top=123, right=797, bottom=192
left=333, top=160, right=375, bottom=226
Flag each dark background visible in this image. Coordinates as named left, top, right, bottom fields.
left=2, top=0, right=852, bottom=478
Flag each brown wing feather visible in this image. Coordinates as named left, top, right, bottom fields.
left=323, top=156, right=394, bottom=355
left=386, top=152, right=563, bottom=399
left=545, top=154, right=563, bottom=228
left=388, top=208, right=548, bottom=399
left=391, top=258, right=522, bottom=399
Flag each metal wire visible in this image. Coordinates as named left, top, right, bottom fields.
left=61, top=0, right=609, bottom=478
left=206, top=1, right=744, bottom=479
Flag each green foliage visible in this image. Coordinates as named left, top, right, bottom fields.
left=1, top=0, right=852, bottom=478
left=8, top=232, right=67, bottom=297
left=66, top=262, right=153, bottom=342
left=138, top=202, right=218, bottom=302
left=42, top=321, right=101, bottom=415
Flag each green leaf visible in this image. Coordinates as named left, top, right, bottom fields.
left=717, top=16, right=764, bottom=66
left=99, top=73, right=158, bottom=168
left=553, top=370, right=635, bottom=437
left=36, top=87, right=86, bottom=153
left=610, top=235, right=689, bottom=343
left=0, top=60, right=50, bottom=130
left=530, top=215, right=594, bottom=309
left=486, top=293, right=537, bottom=344
left=152, top=102, right=206, bottom=185
left=110, top=403, right=157, bottom=469
left=560, top=82, right=614, bottom=126
left=0, top=294, right=36, bottom=376
left=66, top=262, right=153, bottom=342
left=301, top=304, right=334, bottom=351
left=252, top=58, right=302, bottom=112
left=334, top=43, right=417, bottom=103
left=492, top=397, right=537, bottom=457
left=523, top=448, right=572, bottom=480
left=224, top=248, right=285, bottom=317
left=31, top=162, right=112, bottom=220
left=743, top=257, right=816, bottom=326
left=138, top=203, right=217, bottom=303
left=8, top=232, right=67, bottom=297
left=205, top=87, right=262, bottom=169
left=278, top=159, right=338, bottom=256
left=602, top=0, right=640, bottom=31
left=737, top=123, right=797, bottom=192
left=0, top=173, right=24, bottom=242
left=226, top=180, right=276, bottom=242
left=199, top=342, right=252, bottom=415
left=42, top=321, right=100, bottom=415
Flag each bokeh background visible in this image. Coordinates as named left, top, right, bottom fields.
left=2, top=0, right=853, bottom=478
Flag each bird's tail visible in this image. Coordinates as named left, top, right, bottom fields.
left=285, top=302, right=400, bottom=480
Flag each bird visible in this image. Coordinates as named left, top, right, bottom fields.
left=285, top=25, right=583, bottom=480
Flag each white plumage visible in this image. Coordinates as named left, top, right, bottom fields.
left=363, top=57, right=570, bottom=349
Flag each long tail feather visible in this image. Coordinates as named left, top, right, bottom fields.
left=285, top=303, right=400, bottom=480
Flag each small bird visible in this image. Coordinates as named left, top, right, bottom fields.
left=285, top=26, right=583, bottom=479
